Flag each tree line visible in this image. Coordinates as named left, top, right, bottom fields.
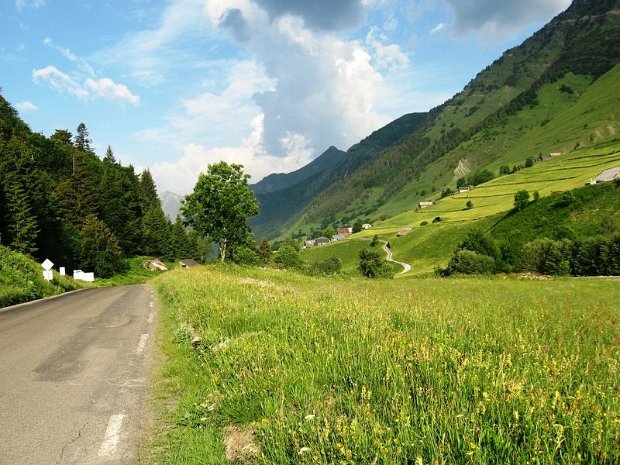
left=0, top=95, right=201, bottom=277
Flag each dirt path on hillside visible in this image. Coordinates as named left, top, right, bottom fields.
left=381, top=241, right=411, bottom=274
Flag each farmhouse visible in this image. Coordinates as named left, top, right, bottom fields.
left=419, top=201, right=434, bottom=209
left=304, top=239, right=316, bottom=248
left=458, top=186, right=472, bottom=193
left=337, top=227, right=353, bottom=235
left=315, top=237, right=331, bottom=246
left=179, top=259, right=199, bottom=268
left=591, top=167, right=620, bottom=183
left=331, top=234, right=346, bottom=241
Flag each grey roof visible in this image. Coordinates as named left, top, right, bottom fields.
left=594, top=167, right=620, bottom=183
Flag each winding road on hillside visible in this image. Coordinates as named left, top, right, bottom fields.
left=382, top=241, right=412, bottom=274
left=0, top=285, right=156, bottom=465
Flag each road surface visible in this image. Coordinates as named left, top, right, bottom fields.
left=382, top=241, right=412, bottom=274
left=0, top=285, right=157, bottom=465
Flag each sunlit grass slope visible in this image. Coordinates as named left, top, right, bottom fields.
left=313, top=143, right=620, bottom=274
left=149, top=265, right=620, bottom=464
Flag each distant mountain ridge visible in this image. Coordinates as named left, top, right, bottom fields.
left=252, top=146, right=346, bottom=195
left=250, top=112, right=428, bottom=237
left=159, top=191, right=184, bottom=220
left=252, top=0, right=620, bottom=239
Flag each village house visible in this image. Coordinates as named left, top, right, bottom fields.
left=419, top=201, right=434, bottom=209
left=304, top=239, right=317, bottom=248
left=361, top=223, right=372, bottom=230
left=179, top=259, right=199, bottom=268
left=315, top=237, right=331, bottom=246
left=337, top=227, right=353, bottom=235
left=331, top=234, right=346, bottom=241
left=458, top=186, right=472, bottom=193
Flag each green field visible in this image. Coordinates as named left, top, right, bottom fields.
left=304, top=143, right=620, bottom=274
left=146, top=265, right=620, bottom=464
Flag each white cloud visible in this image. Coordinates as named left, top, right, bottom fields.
left=16, top=101, right=37, bottom=113
left=85, top=78, right=140, bottom=106
left=16, top=0, right=45, bottom=10
left=444, top=0, right=571, bottom=40
left=32, top=65, right=89, bottom=100
left=43, top=37, right=95, bottom=78
left=96, top=0, right=211, bottom=86
left=430, top=22, right=445, bottom=35
left=33, top=40, right=140, bottom=106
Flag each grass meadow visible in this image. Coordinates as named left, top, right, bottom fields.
left=146, top=264, right=620, bottom=464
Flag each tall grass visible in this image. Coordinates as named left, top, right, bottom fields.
left=149, top=265, right=620, bottom=464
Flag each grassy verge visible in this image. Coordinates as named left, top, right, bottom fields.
left=147, top=264, right=620, bottom=464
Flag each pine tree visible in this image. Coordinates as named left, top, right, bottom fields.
left=5, top=178, right=39, bottom=253
left=74, top=123, right=91, bottom=152
left=103, top=145, right=116, bottom=164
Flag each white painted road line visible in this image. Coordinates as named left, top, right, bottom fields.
left=136, top=334, right=149, bottom=354
left=98, top=413, right=125, bottom=457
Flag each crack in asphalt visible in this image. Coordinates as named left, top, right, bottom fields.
left=59, top=422, right=88, bottom=460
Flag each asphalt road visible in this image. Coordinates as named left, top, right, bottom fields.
left=0, top=285, right=157, bottom=465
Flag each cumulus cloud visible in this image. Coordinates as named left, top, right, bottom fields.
left=32, top=65, right=89, bottom=100
left=149, top=116, right=314, bottom=194
left=252, top=0, right=367, bottom=31
left=85, top=78, right=140, bottom=106
left=34, top=40, right=140, bottom=106
left=444, top=0, right=571, bottom=40
left=205, top=4, right=393, bottom=156
left=16, top=101, right=37, bottom=113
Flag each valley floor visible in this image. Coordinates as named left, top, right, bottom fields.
left=144, top=264, right=620, bottom=464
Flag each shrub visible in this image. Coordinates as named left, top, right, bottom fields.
left=517, top=238, right=572, bottom=275
left=465, top=200, right=474, bottom=210
left=274, top=244, right=304, bottom=269
left=358, top=249, right=394, bottom=278
left=514, top=190, right=530, bottom=211
left=446, top=250, right=496, bottom=275
left=231, top=246, right=262, bottom=266
left=309, top=255, right=342, bottom=276
left=420, top=221, right=429, bottom=227
left=432, top=216, right=442, bottom=224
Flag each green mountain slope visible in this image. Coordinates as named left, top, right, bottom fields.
left=252, top=146, right=345, bottom=195
left=250, top=112, right=428, bottom=237
left=264, top=0, right=620, bottom=241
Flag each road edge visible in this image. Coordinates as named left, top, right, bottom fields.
left=0, top=288, right=92, bottom=315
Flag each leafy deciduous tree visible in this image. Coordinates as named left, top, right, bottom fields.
left=181, top=162, right=259, bottom=261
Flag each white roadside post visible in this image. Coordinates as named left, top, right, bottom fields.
left=41, top=259, right=54, bottom=281
left=59, top=267, right=66, bottom=276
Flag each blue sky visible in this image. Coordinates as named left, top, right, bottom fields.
left=1, top=0, right=570, bottom=194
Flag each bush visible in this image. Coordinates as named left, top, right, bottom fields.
left=518, top=238, right=572, bottom=275
left=514, top=190, right=530, bottom=211
left=446, top=250, right=496, bottom=275
left=274, top=244, right=304, bottom=269
left=309, top=255, right=342, bottom=276
left=465, top=200, right=474, bottom=210
left=358, top=249, right=394, bottom=278
left=457, top=230, right=500, bottom=261
left=232, top=246, right=262, bottom=266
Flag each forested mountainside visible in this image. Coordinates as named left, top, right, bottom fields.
left=254, top=0, right=620, bottom=239
left=0, top=96, right=201, bottom=277
left=250, top=112, right=428, bottom=237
